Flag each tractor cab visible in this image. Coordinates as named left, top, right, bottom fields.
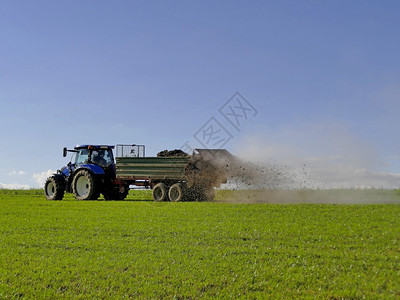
left=72, top=145, right=115, bottom=168
left=63, top=145, right=115, bottom=168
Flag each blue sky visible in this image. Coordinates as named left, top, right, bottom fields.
left=1, top=1, right=400, bottom=188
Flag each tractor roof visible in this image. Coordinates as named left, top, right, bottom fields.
left=74, top=145, right=115, bottom=150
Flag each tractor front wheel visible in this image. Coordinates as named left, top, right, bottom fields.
left=44, top=176, right=65, bottom=200
left=72, top=170, right=99, bottom=200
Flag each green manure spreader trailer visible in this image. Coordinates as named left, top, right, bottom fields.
left=45, top=144, right=232, bottom=202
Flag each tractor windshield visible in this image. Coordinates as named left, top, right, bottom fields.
left=75, top=149, right=89, bottom=165
left=92, top=149, right=114, bottom=167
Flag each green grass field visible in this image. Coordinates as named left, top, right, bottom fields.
left=0, top=189, right=399, bottom=298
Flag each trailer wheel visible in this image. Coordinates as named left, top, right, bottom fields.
left=169, top=183, right=184, bottom=202
left=153, top=183, right=168, bottom=202
left=44, top=176, right=65, bottom=200
left=72, top=169, right=99, bottom=200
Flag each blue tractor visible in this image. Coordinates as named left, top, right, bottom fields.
left=44, top=145, right=129, bottom=201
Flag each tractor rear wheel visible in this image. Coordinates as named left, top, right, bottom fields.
left=72, top=169, right=99, bottom=200
left=44, top=176, right=65, bottom=200
left=169, top=183, right=185, bottom=202
left=152, top=183, right=168, bottom=202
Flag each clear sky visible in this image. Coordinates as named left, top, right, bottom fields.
left=1, top=1, right=400, bottom=188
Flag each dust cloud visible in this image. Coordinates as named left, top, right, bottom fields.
left=215, top=158, right=400, bottom=204
left=213, top=125, right=400, bottom=204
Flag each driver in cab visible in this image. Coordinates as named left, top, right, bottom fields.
left=93, top=150, right=107, bottom=167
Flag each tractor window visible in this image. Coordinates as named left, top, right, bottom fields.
left=92, top=149, right=114, bottom=167
left=75, top=149, right=89, bottom=165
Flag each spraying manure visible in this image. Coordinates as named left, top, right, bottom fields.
left=215, top=156, right=399, bottom=204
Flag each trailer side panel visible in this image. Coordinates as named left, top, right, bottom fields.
left=116, top=157, right=191, bottom=181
